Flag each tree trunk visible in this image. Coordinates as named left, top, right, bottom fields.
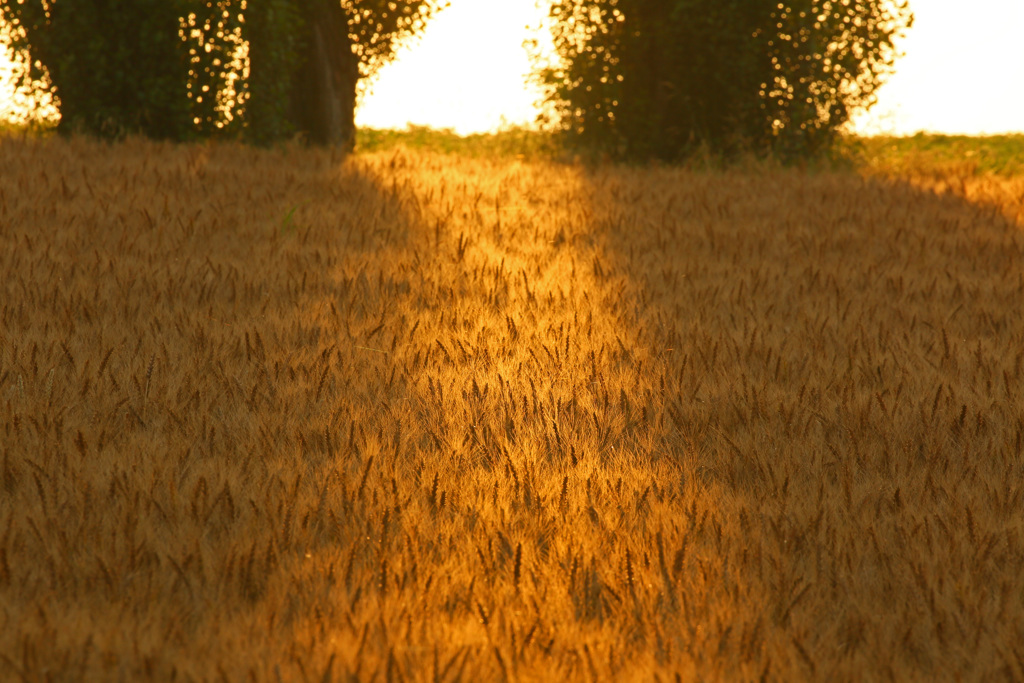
left=290, top=1, right=359, bottom=149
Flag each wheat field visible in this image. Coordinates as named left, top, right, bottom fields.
left=1, top=134, right=1023, bottom=681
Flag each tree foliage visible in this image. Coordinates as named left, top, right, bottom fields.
left=0, top=0, right=446, bottom=142
left=343, top=0, right=445, bottom=82
left=241, top=0, right=446, bottom=144
left=534, top=0, right=912, bottom=160
left=2, top=0, right=196, bottom=138
left=241, top=0, right=307, bottom=143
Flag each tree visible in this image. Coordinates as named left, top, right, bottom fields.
left=1, top=0, right=250, bottom=139
left=533, top=0, right=912, bottom=160
left=0, top=0, right=447, bottom=146
left=2, top=0, right=200, bottom=139
left=244, top=0, right=446, bottom=149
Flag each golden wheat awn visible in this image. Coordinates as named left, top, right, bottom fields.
left=0, top=134, right=1023, bottom=681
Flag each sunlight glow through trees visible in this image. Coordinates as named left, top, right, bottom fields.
left=355, top=0, right=1024, bottom=136
left=2, top=0, right=1022, bottom=136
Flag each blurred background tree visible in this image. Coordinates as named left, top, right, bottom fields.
left=0, top=0, right=207, bottom=139
left=533, top=0, right=912, bottom=161
left=0, top=0, right=446, bottom=146
left=244, top=0, right=447, bottom=148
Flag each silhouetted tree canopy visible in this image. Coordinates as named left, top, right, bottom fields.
left=245, top=0, right=447, bottom=146
left=0, top=0, right=447, bottom=145
left=533, top=0, right=912, bottom=160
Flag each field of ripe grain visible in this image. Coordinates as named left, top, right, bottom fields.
left=1, top=134, right=1023, bottom=681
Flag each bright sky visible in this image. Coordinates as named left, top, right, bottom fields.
left=3, top=0, right=1023, bottom=136
left=355, top=0, right=551, bottom=135
left=848, top=0, right=1024, bottom=135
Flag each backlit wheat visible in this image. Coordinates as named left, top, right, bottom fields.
left=0, top=134, right=1022, bottom=681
